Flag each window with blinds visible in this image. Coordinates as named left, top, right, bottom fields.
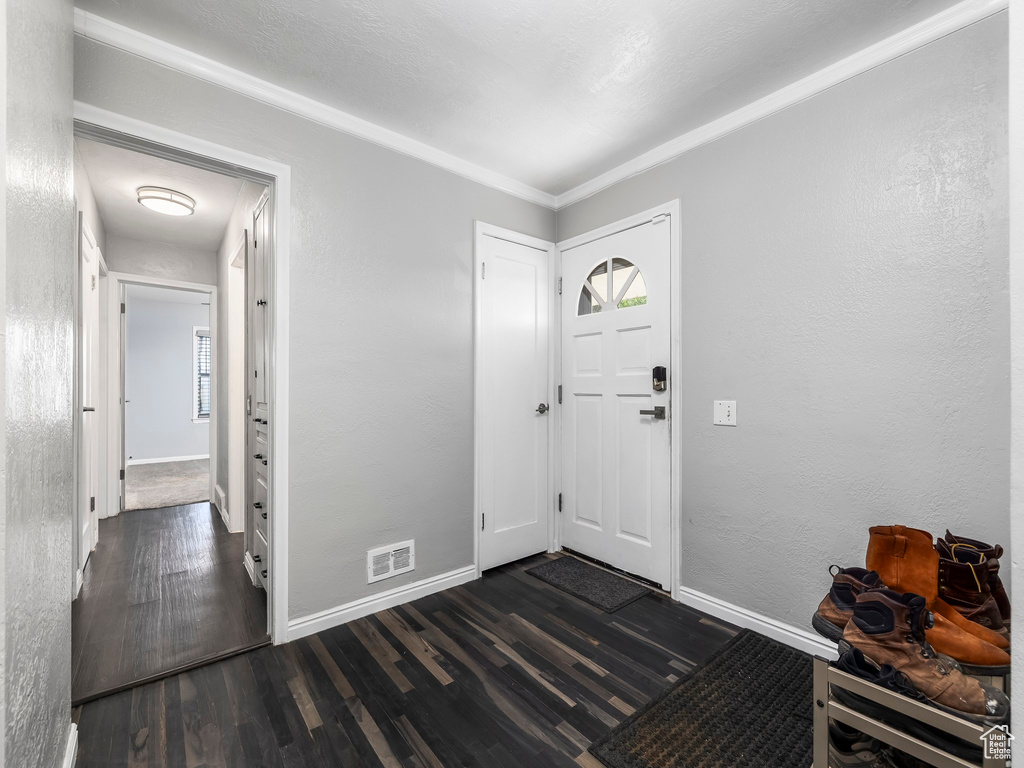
left=194, top=327, right=211, bottom=420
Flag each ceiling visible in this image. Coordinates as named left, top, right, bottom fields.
left=76, top=137, right=244, bottom=251
left=126, top=284, right=211, bottom=305
left=75, top=0, right=964, bottom=196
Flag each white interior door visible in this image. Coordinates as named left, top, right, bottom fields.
left=479, top=233, right=550, bottom=571
left=560, top=217, right=671, bottom=588
left=78, top=216, right=101, bottom=569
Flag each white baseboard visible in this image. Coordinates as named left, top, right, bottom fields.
left=214, top=484, right=230, bottom=527
left=677, top=585, right=838, bottom=660
left=244, top=550, right=257, bottom=586
left=126, top=453, right=210, bottom=466
left=288, top=564, right=477, bottom=641
left=62, top=723, right=78, bottom=768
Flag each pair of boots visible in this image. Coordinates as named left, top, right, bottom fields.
left=937, top=530, right=1010, bottom=638
left=816, top=526, right=1009, bottom=675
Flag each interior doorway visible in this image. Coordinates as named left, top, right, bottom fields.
left=70, top=121, right=281, bottom=704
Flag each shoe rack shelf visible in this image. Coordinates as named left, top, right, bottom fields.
left=813, top=657, right=1009, bottom=768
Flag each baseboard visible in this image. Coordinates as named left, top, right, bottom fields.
left=214, top=484, right=230, bottom=528
left=244, top=550, right=257, bottom=586
left=126, top=453, right=210, bottom=466
left=74, top=568, right=83, bottom=599
left=288, top=564, right=477, bottom=641
left=677, top=585, right=838, bottom=660
left=62, top=722, right=78, bottom=768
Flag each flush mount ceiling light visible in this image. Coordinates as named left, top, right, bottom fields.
left=136, top=186, right=195, bottom=216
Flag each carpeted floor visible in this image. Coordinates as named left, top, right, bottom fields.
left=125, top=458, right=210, bottom=511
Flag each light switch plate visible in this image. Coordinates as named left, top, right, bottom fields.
left=714, top=400, right=737, bottom=426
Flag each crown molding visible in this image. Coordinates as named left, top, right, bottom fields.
left=73, top=9, right=558, bottom=210
left=554, top=0, right=1009, bottom=209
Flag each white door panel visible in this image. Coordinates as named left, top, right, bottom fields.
left=78, top=215, right=101, bottom=571
left=479, top=234, right=550, bottom=571
left=560, top=219, right=671, bottom=587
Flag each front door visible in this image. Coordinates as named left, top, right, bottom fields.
left=560, top=216, right=671, bottom=588
left=478, top=232, right=550, bottom=570
left=78, top=214, right=101, bottom=568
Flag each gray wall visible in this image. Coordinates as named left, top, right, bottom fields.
left=5, top=0, right=75, bottom=765
left=558, top=16, right=1009, bottom=634
left=74, top=141, right=106, bottom=255
left=106, top=234, right=218, bottom=285
left=125, top=292, right=210, bottom=462
left=75, top=37, right=556, bottom=620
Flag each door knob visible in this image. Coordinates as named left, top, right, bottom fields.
left=639, top=406, right=666, bottom=420
left=253, top=453, right=263, bottom=460
left=261, top=569, right=268, bottom=578
left=82, top=406, right=95, bottom=412
left=261, top=512, right=267, bottom=519
left=536, top=403, right=549, bottom=414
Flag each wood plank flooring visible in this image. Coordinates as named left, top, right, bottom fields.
left=72, top=502, right=269, bottom=705
left=74, top=554, right=736, bottom=767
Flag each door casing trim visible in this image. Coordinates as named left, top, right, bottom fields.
left=554, top=200, right=682, bottom=600
left=473, top=222, right=557, bottom=577
left=74, top=102, right=291, bottom=644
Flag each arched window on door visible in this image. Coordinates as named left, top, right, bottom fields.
left=577, top=257, right=648, bottom=315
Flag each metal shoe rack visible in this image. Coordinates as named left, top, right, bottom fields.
left=812, top=657, right=1010, bottom=768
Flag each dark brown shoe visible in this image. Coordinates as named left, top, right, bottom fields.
left=843, top=589, right=1009, bottom=724
left=812, top=566, right=885, bottom=642
left=936, top=539, right=1008, bottom=639
left=943, top=530, right=1010, bottom=630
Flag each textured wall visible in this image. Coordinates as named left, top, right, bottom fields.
left=75, top=37, right=555, bottom=620
left=106, top=234, right=218, bottom=285
left=73, top=142, right=106, bottom=255
left=125, top=294, right=210, bottom=461
left=558, top=16, right=1009, bottom=633
left=5, top=0, right=75, bottom=766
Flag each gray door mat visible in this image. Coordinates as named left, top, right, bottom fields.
left=589, top=629, right=813, bottom=768
left=525, top=556, right=650, bottom=612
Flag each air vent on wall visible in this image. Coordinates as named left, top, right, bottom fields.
left=366, top=539, right=415, bottom=584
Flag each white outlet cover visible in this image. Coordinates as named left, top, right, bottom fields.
left=714, top=400, right=737, bottom=426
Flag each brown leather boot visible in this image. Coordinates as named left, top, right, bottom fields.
left=943, top=530, right=1010, bottom=630
left=865, top=526, right=1010, bottom=674
left=935, top=539, right=1008, bottom=639
left=843, top=589, right=1009, bottom=724
left=812, top=566, right=885, bottom=643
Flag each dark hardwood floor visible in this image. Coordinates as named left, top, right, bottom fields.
left=72, top=502, right=269, bottom=705
left=73, top=553, right=736, bottom=767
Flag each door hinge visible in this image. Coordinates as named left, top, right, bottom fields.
left=120, top=469, right=125, bottom=480
left=557, top=385, right=562, bottom=404
left=481, top=263, right=486, bottom=280
left=557, top=277, right=562, bottom=295
left=481, top=512, right=485, bottom=531
left=558, top=493, right=562, bottom=512
left=120, top=302, right=126, bottom=314
left=90, top=496, right=96, bottom=512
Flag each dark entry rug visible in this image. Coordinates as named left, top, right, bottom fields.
left=589, top=629, right=813, bottom=768
left=525, top=556, right=649, bottom=612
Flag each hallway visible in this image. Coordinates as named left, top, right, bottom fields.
left=72, top=503, right=269, bottom=704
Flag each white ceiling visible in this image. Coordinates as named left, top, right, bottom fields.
left=75, top=0, right=964, bottom=196
left=76, top=137, right=244, bottom=251
left=126, top=283, right=211, bottom=305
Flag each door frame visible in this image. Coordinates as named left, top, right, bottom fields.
left=112, top=273, right=217, bottom=515
left=473, top=222, right=558, bottom=578
left=73, top=102, right=292, bottom=644
left=553, top=200, right=682, bottom=600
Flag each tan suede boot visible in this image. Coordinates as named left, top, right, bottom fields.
left=865, top=526, right=1010, bottom=672
left=843, top=589, right=1009, bottom=724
